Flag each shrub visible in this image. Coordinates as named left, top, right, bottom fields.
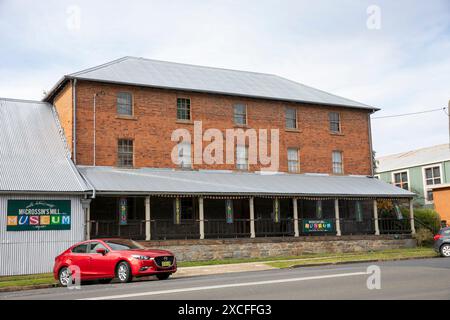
left=414, top=228, right=434, bottom=247
left=401, top=207, right=441, bottom=233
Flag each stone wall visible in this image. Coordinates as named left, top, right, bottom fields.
left=139, top=235, right=416, bottom=261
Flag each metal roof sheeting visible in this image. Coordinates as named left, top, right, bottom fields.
left=376, top=144, right=450, bottom=173
left=51, top=56, right=374, bottom=110
left=78, top=166, right=414, bottom=198
left=0, top=98, right=88, bottom=192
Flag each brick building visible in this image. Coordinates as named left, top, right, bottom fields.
left=43, top=57, right=415, bottom=243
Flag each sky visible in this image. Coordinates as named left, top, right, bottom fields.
left=0, top=0, right=449, bottom=156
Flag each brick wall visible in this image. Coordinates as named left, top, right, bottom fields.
left=56, top=80, right=373, bottom=175
left=53, top=82, right=73, bottom=153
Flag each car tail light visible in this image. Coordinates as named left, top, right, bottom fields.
left=434, top=234, right=442, bottom=241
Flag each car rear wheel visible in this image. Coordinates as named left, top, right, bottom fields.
left=59, top=267, right=72, bottom=287
left=440, top=244, right=450, bottom=257
left=116, top=261, right=132, bottom=283
left=156, top=273, right=171, bottom=280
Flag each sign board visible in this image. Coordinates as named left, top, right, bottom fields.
left=7, top=200, right=71, bottom=231
left=302, top=219, right=334, bottom=233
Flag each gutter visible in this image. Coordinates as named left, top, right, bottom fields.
left=368, top=109, right=376, bottom=176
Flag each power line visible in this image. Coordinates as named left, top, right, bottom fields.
left=372, top=107, right=447, bottom=119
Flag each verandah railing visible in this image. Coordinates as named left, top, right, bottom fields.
left=89, top=217, right=415, bottom=240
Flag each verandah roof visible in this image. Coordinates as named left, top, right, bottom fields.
left=78, top=166, right=414, bottom=199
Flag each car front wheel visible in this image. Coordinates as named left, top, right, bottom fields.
left=440, top=244, right=450, bottom=257
left=156, top=273, right=171, bottom=280
left=116, top=261, right=132, bottom=283
left=59, top=267, right=72, bottom=287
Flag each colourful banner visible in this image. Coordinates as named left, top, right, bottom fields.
left=302, top=219, right=334, bottom=233
left=119, top=198, right=128, bottom=225
left=7, top=200, right=71, bottom=231
left=225, top=199, right=234, bottom=224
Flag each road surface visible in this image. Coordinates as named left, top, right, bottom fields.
left=1, top=258, right=449, bottom=300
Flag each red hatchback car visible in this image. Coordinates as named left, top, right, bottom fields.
left=54, top=239, right=177, bottom=286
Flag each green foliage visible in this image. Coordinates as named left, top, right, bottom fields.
left=401, top=207, right=442, bottom=233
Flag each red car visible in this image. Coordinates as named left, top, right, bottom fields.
left=53, top=239, right=177, bottom=286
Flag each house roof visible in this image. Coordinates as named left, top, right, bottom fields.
left=376, top=144, right=450, bottom=173
left=78, top=166, right=414, bottom=198
left=0, top=98, right=88, bottom=193
left=44, top=56, right=376, bottom=111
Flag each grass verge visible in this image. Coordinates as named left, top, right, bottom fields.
left=264, top=247, right=437, bottom=269
left=0, top=273, right=56, bottom=289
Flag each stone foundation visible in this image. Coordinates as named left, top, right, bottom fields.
left=139, top=235, right=416, bottom=261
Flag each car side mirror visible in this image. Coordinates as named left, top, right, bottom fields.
left=96, top=248, right=107, bottom=255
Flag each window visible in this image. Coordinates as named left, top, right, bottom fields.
left=286, top=108, right=297, bottom=129
left=71, top=244, right=88, bottom=253
left=329, top=112, right=341, bottom=133
left=117, top=92, right=132, bottom=116
left=177, top=98, right=191, bottom=120
left=426, top=190, right=434, bottom=202
left=180, top=198, right=194, bottom=220
left=393, top=171, right=409, bottom=190
left=233, top=104, right=247, bottom=125
left=177, top=142, right=192, bottom=168
left=118, top=139, right=133, bottom=167
left=424, top=166, right=441, bottom=185
left=287, top=148, right=300, bottom=173
left=332, top=151, right=343, bottom=174
left=236, top=145, right=248, bottom=170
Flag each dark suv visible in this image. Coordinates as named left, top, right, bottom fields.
left=434, top=227, right=450, bottom=257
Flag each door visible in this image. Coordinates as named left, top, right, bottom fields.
left=69, top=243, right=91, bottom=279
left=87, top=242, right=116, bottom=278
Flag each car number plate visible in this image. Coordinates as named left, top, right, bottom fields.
left=161, top=261, right=171, bottom=267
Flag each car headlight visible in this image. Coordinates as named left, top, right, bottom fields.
left=131, top=255, right=153, bottom=260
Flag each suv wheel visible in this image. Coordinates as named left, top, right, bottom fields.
left=116, top=261, right=132, bottom=283
left=440, top=244, right=450, bottom=257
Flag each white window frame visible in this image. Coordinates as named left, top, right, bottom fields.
left=391, top=169, right=410, bottom=191
left=177, top=141, right=192, bottom=169
left=332, top=150, right=344, bottom=175
left=287, top=148, right=300, bottom=173
left=422, top=163, right=443, bottom=204
left=236, top=145, right=249, bottom=171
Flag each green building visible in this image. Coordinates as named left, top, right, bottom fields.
left=376, top=144, right=450, bottom=207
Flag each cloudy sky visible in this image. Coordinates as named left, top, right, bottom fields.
left=0, top=0, right=449, bottom=156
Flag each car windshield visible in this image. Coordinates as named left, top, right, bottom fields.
left=104, top=239, right=143, bottom=251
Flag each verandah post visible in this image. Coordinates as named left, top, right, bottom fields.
left=145, top=196, right=151, bottom=240
left=373, top=199, right=380, bottom=235
left=250, top=197, right=255, bottom=238
left=409, top=199, right=416, bottom=235
left=293, top=198, right=299, bottom=237
left=199, top=196, right=205, bottom=239
left=334, top=199, right=341, bottom=236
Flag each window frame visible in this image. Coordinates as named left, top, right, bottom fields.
left=332, top=150, right=344, bottom=175
left=177, top=141, right=192, bottom=169
left=391, top=169, right=410, bottom=191
left=116, top=92, right=133, bottom=116
left=287, top=148, right=300, bottom=173
left=117, top=138, right=134, bottom=168
left=236, top=145, right=249, bottom=171
left=233, top=103, right=247, bottom=126
left=329, top=112, right=341, bottom=133
left=422, top=164, right=443, bottom=204
left=176, top=97, right=192, bottom=121
left=285, top=107, right=297, bottom=129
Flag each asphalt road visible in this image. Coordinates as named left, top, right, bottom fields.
left=1, top=258, right=449, bottom=300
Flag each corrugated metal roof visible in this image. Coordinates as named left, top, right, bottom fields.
left=0, top=98, right=88, bottom=193
left=78, top=166, right=413, bottom=198
left=46, top=57, right=375, bottom=110
left=376, top=144, right=450, bottom=173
